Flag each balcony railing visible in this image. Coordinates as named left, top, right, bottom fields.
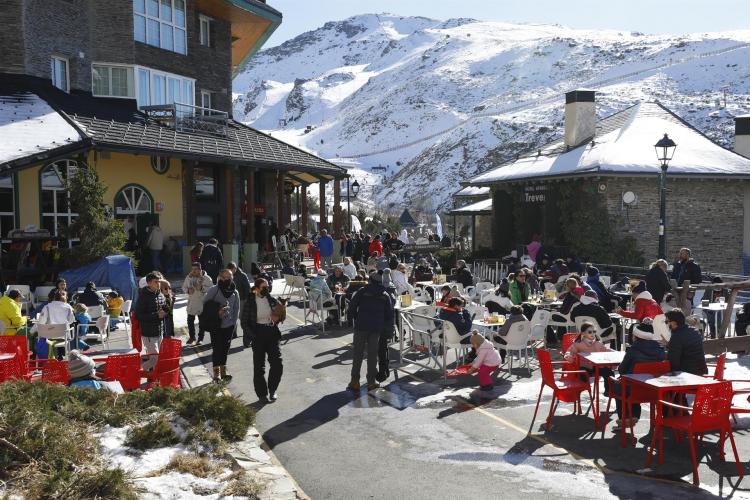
left=142, top=102, right=229, bottom=137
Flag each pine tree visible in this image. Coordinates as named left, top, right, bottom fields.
left=63, top=167, right=126, bottom=268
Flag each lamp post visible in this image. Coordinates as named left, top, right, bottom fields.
left=324, top=202, right=330, bottom=228
left=654, top=133, right=677, bottom=260
left=347, top=178, right=359, bottom=232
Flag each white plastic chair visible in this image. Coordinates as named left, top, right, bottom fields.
left=405, top=305, right=438, bottom=354
left=529, top=308, right=551, bottom=345
left=119, top=300, right=133, bottom=334
left=87, top=305, right=104, bottom=319
left=81, top=315, right=111, bottom=348
left=599, top=276, right=612, bottom=287
left=34, top=286, right=55, bottom=305
left=573, top=315, right=615, bottom=343
left=465, top=303, right=484, bottom=321
left=473, top=282, right=494, bottom=304
left=548, top=303, right=577, bottom=332
left=442, top=321, right=472, bottom=366
left=281, top=275, right=295, bottom=298
left=307, top=291, right=338, bottom=332
left=38, top=323, right=73, bottom=358
left=411, top=287, right=432, bottom=304
left=501, top=320, right=533, bottom=374
left=6, top=285, right=33, bottom=314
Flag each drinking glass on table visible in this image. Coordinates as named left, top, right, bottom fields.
left=718, top=296, right=726, bottom=305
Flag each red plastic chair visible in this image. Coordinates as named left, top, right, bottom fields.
left=705, top=352, right=727, bottom=381
left=41, top=360, right=70, bottom=385
left=0, top=352, right=27, bottom=383
left=531, top=348, right=593, bottom=431
left=648, top=381, right=742, bottom=486
left=561, top=332, right=579, bottom=355
left=100, top=353, right=142, bottom=391
left=602, top=360, right=671, bottom=443
left=143, top=338, right=183, bottom=390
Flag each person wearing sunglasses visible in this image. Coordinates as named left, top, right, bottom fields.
left=564, top=322, right=615, bottom=396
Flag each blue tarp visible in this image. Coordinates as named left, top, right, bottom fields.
left=59, top=255, right=138, bottom=300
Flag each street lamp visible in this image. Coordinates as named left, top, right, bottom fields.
left=654, top=133, right=677, bottom=259
left=347, top=178, right=359, bottom=232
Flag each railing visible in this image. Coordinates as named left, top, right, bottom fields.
left=471, top=259, right=507, bottom=284
left=142, top=102, right=229, bottom=137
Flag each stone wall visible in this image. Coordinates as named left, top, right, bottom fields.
left=601, top=177, right=745, bottom=274
left=0, top=0, right=25, bottom=74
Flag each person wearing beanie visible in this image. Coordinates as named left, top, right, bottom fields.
left=616, top=280, right=663, bottom=322
left=381, top=268, right=394, bottom=290
left=67, top=350, right=103, bottom=390
left=585, top=267, right=616, bottom=312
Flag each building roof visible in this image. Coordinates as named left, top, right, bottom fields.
left=0, top=76, right=345, bottom=181
left=449, top=197, right=492, bottom=215
left=470, top=102, right=750, bottom=185
left=399, top=209, right=418, bottom=227
left=453, top=185, right=490, bottom=197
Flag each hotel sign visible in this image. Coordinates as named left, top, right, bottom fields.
left=523, top=185, right=546, bottom=203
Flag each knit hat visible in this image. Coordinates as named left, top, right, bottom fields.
left=68, top=350, right=96, bottom=379
left=633, top=324, right=656, bottom=341
left=587, top=266, right=599, bottom=276
left=369, top=270, right=383, bottom=283
left=633, top=280, right=647, bottom=294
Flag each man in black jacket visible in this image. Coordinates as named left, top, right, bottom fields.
left=664, top=309, right=707, bottom=375
left=347, top=272, right=394, bottom=391
left=227, top=261, right=251, bottom=339
left=135, top=273, right=166, bottom=371
left=200, top=238, right=224, bottom=282
left=672, top=248, right=701, bottom=304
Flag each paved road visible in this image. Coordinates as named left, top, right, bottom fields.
left=187, top=296, right=750, bottom=500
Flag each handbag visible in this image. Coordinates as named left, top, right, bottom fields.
left=271, top=298, right=288, bottom=325
left=199, top=288, right=224, bottom=332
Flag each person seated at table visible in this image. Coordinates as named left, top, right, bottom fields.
left=509, top=272, right=532, bottom=306
left=48, top=278, right=68, bottom=302
left=412, top=258, right=433, bottom=282
left=486, top=279, right=513, bottom=316
left=564, top=321, right=614, bottom=395
left=565, top=254, right=584, bottom=275
left=342, top=257, right=358, bottom=280
left=106, top=291, right=124, bottom=331
left=366, top=251, right=380, bottom=273
left=608, top=277, right=630, bottom=293
left=376, top=251, right=391, bottom=272
left=611, top=324, right=667, bottom=430
left=466, top=331, right=503, bottom=391
left=35, top=289, right=76, bottom=359
left=493, top=305, right=527, bottom=364
left=436, top=285, right=463, bottom=307
left=546, top=258, right=569, bottom=284
left=76, top=282, right=107, bottom=308
left=281, top=258, right=297, bottom=277
left=569, top=273, right=592, bottom=293
left=533, top=254, right=551, bottom=276
left=615, top=280, right=662, bottom=322
left=309, top=269, right=335, bottom=309
left=585, top=266, right=616, bottom=312
left=663, top=309, right=707, bottom=375
left=391, top=263, right=414, bottom=296
left=558, top=279, right=583, bottom=315
left=425, top=253, right=441, bottom=273
left=571, top=291, right=617, bottom=346
left=0, top=290, right=28, bottom=335
left=328, top=265, right=350, bottom=291
left=436, top=297, right=472, bottom=344
left=450, top=260, right=474, bottom=289
left=74, top=303, right=91, bottom=337
left=660, top=293, right=678, bottom=313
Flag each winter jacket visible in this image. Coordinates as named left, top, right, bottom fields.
left=645, top=266, right=671, bottom=304
left=199, top=244, right=224, bottom=280
left=106, top=296, right=124, bottom=317
left=618, top=291, right=663, bottom=321
left=667, top=324, right=708, bottom=375
left=486, top=295, right=513, bottom=315
left=413, top=265, right=433, bottom=282
left=204, top=285, right=240, bottom=329
left=77, top=286, right=107, bottom=308
left=586, top=277, right=615, bottom=312
left=472, top=339, right=503, bottom=369
left=281, top=265, right=296, bottom=276
left=342, top=263, right=357, bottom=280
left=368, top=240, right=384, bottom=257
left=672, top=259, right=702, bottom=287
left=509, top=280, right=531, bottom=305
left=451, top=267, right=474, bottom=288
left=318, top=234, right=334, bottom=257
left=241, top=292, right=279, bottom=335
left=183, top=271, right=214, bottom=316
left=437, top=307, right=472, bottom=336
left=37, top=301, right=75, bottom=326
left=618, top=339, right=666, bottom=375
left=564, top=338, right=611, bottom=362
left=570, top=298, right=614, bottom=330
left=559, top=293, right=580, bottom=315
left=0, top=296, right=27, bottom=334
left=135, top=286, right=166, bottom=338
left=390, top=270, right=413, bottom=295
left=328, top=273, right=350, bottom=291
left=495, top=312, right=527, bottom=341
left=348, top=282, right=394, bottom=333
left=232, top=267, right=252, bottom=301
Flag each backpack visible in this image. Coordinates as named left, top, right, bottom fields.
left=199, top=288, right=224, bottom=332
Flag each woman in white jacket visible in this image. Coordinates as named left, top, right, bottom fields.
left=183, top=262, right=214, bottom=346
left=391, top=264, right=414, bottom=296
left=484, top=279, right=513, bottom=315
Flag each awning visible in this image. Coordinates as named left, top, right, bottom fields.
left=449, top=197, right=492, bottom=215
left=453, top=186, right=490, bottom=197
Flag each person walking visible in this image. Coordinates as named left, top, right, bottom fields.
left=146, top=223, right=164, bottom=272
left=200, top=238, right=224, bottom=282
left=135, top=273, right=167, bottom=371
left=183, top=262, right=214, bottom=346
left=203, top=269, right=239, bottom=382
left=227, top=261, right=251, bottom=339
left=346, top=271, right=394, bottom=391
left=317, top=229, right=334, bottom=270
left=241, top=278, right=283, bottom=402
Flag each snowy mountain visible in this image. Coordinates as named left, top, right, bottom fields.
left=232, top=13, right=750, bottom=213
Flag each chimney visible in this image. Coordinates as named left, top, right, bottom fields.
left=735, top=115, right=750, bottom=159
left=564, top=89, right=596, bottom=148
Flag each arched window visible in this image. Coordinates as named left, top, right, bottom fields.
left=115, top=184, right=153, bottom=216
left=40, top=160, right=79, bottom=245
left=0, top=171, right=16, bottom=249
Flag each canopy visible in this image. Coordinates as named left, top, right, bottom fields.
left=449, top=198, right=493, bottom=215
left=399, top=209, right=418, bottom=228
left=60, top=254, right=138, bottom=300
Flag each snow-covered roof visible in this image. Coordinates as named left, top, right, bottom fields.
left=454, top=186, right=490, bottom=197
left=0, top=92, right=83, bottom=164
left=450, top=197, right=492, bottom=215
left=470, top=102, right=750, bottom=185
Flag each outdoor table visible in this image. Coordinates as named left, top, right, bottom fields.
left=620, top=372, right=718, bottom=460
left=524, top=300, right=563, bottom=310
left=577, top=350, right=625, bottom=426
left=395, top=299, right=429, bottom=346
left=607, top=312, right=627, bottom=351
left=697, top=303, right=742, bottom=336
left=86, top=348, right=139, bottom=362
left=472, top=317, right=506, bottom=329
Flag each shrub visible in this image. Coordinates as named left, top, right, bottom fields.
left=124, top=415, right=181, bottom=451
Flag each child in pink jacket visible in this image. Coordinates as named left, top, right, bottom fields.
left=467, top=331, right=503, bottom=390
left=564, top=322, right=614, bottom=393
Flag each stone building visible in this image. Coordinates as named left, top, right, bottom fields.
left=465, top=90, right=750, bottom=273
left=0, top=0, right=349, bottom=276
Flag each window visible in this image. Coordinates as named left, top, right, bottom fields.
left=134, top=66, right=194, bottom=108
left=133, top=0, right=186, bottom=55
left=199, top=15, right=211, bottom=47
left=40, top=160, right=79, bottom=246
left=200, top=90, right=212, bottom=109
left=0, top=172, right=16, bottom=250
left=194, top=167, right=216, bottom=200
left=92, top=65, right=135, bottom=98
left=115, top=185, right=153, bottom=216
left=50, top=56, right=69, bottom=92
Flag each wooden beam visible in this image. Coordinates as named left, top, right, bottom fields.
left=301, top=184, right=308, bottom=236
left=319, top=181, right=327, bottom=230
left=276, top=171, right=285, bottom=231
left=246, top=167, right=255, bottom=243
left=333, top=178, right=342, bottom=237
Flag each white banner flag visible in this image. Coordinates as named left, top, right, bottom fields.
left=351, top=215, right=362, bottom=233
left=435, top=213, right=443, bottom=239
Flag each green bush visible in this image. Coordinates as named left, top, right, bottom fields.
left=124, top=414, right=181, bottom=451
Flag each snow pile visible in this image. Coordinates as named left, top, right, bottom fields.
left=233, top=13, right=750, bottom=211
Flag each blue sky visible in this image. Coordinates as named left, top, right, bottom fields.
left=265, top=0, right=749, bottom=47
